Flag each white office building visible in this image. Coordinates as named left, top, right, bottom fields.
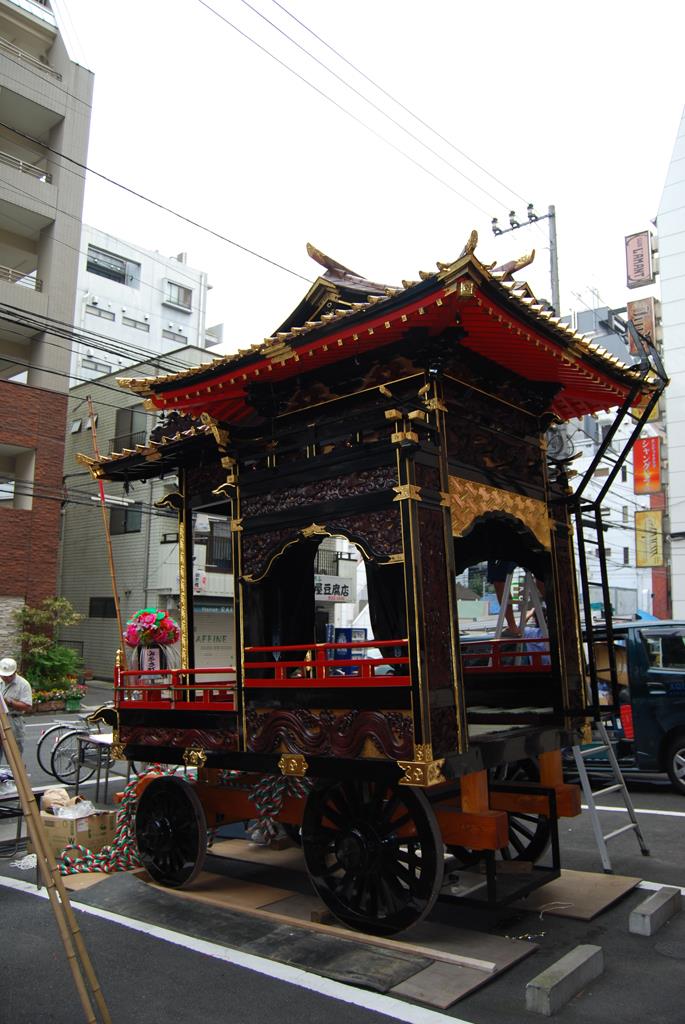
left=70, top=226, right=223, bottom=383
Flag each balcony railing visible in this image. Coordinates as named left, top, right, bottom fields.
left=0, top=266, right=42, bottom=290
left=108, top=430, right=148, bottom=453
left=0, top=148, right=51, bottom=182
left=0, top=35, right=61, bottom=80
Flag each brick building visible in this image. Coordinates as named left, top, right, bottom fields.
left=0, top=0, right=92, bottom=655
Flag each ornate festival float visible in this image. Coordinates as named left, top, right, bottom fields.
left=78, top=236, right=666, bottom=936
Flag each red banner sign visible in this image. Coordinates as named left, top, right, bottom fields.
left=633, top=436, right=661, bottom=494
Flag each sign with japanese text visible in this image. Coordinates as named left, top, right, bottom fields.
left=314, top=574, right=356, bottom=603
left=627, top=296, right=658, bottom=353
left=635, top=509, right=664, bottom=567
left=625, top=231, right=655, bottom=289
left=633, top=436, right=661, bottom=494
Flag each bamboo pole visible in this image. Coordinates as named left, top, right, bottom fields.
left=86, top=397, right=128, bottom=671
left=0, top=693, right=112, bottom=1023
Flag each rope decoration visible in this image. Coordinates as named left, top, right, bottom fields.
left=56, top=766, right=179, bottom=876
left=55, top=767, right=311, bottom=873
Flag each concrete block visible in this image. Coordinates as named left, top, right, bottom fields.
left=629, top=886, right=682, bottom=936
left=525, top=944, right=604, bottom=1016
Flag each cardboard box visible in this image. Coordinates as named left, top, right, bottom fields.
left=28, top=809, right=117, bottom=858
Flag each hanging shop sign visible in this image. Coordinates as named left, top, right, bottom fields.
left=633, top=436, right=661, bottom=494
left=314, top=574, right=356, bottom=603
left=625, top=231, right=655, bottom=289
left=635, top=509, right=664, bottom=567
left=627, top=296, right=658, bottom=353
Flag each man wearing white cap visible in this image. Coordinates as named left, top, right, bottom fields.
left=0, top=657, right=32, bottom=759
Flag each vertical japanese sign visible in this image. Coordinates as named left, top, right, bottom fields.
left=635, top=509, right=664, bottom=567
left=633, top=436, right=661, bottom=493
left=625, top=231, right=655, bottom=289
left=627, top=296, right=657, bottom=353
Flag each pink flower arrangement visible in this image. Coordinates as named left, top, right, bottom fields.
left=124, top=608, right=180, bottom=648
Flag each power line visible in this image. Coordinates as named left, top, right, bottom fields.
left=232, top=0, right=512, bottom=211
left=0, top=119, right=312, bottom=284
left=1, top=175, right=218, bottom=322
left=194, top=0, right=492, bottom=218
left=267, top=0, right=531, bottom=211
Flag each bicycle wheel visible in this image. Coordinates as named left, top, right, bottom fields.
left=36, top=722, right=72, bottom=775
left=50, top=730, right=97, bottom=785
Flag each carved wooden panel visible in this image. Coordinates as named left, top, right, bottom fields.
left=119, top=725, right=239, bottom=751
left=241, top=465, right=397, bottom=519
left=186, top=459, right=228, bottom=498
left=241, top=527, right=299, bottom=581
left=247, top=708, right=413, bottom=759
left=448, top=477, right=551, bottom=549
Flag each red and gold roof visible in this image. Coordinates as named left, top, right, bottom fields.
left=118, top=242, right=657, bottom=427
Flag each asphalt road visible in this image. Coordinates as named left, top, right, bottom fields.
left=2, top=708, right=684, bottom=1024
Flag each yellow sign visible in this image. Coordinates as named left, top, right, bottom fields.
left=635, top=509, right=664, bottom=567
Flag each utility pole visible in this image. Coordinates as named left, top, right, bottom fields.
left=492, top=204, right=560, bottom=315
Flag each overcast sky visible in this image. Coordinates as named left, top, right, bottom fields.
left=55, top=0, right=684, bottom=352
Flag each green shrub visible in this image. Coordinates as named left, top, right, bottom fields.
left=13, top=597, right=83, bottom=686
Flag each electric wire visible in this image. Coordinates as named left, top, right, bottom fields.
left=193, top=0, right=492, bottom=218
left=232, top=0, right=512, bottom=211
left=0, top=120, right=312, bottom=284
left=267, top=0, right=531, bottom=210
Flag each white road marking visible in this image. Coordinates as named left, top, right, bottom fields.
left=581, top=804, right=685, bottom=818
left=0, top=875, right=475, bottom=1024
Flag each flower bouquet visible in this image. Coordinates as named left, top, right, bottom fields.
left=124, top=608, right=180, bottom=648
left=125, top=608, right=180, bottom=677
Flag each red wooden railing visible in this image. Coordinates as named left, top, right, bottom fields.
left=460, top=636, right=551, bottom=673
left=114, top=664, right=237, bottom=709
left=243, top=639, right=410, bottom=688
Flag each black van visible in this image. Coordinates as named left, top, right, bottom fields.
left=587, top=620, right=685, bottom=794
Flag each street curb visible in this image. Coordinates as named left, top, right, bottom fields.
left=629, top=886, right=682, bottom=936
left=525, top=944, right=604, bottom=1016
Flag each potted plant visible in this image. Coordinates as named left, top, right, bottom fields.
left=65, top=682, right=84, bottom=712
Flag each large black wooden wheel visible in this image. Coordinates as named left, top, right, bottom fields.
left=449, top=758, right=551, bottom=865
left=136, top=776, right=207, bottom=888
left=302, top=778, right=444, bottom=936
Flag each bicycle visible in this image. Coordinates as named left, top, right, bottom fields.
left=36, top=706, right=113, bottom=776
left=49, top=709, right=146, bottom=786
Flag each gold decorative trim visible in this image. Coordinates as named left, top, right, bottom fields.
left=200, top=412, right=230, bottom=448
left=183, top=746, right=207, bottom=768
left=278, top=753, right=309, bottom=777
left=398, top=744, right=446, bottom=788
left=425, top=397, right=448, bottom=412
left=384, top=409, right=403, bottom=421
left=407, top=410, right=427, bottom=422
left=301, top=523, right=329, bottom=538
left=391, top=430, right=419, bottom=444
left=458, top=280, right=475, bottom=297
left=384, top=553, right=405, bottom=563
left=393, top=484, right=422, bottom=502
left=230, top=518, right=244, bottom=533
left=111, top=729, right=125, bottom=761
left=155, top=491, right=183, bottom=511
left=447, top=476, right=551, bottom=550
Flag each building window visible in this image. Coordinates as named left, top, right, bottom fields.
left=86, top=245, right=141, bottom=287
left=621, top=465, right=628, bottom=482
left=89, top=597, right=117, bottom=617
left=70, top=419, right=82, bottom=433
left=110, top=405, right=148, bottom=452
left=164, top=281, right=192, bottom=310
left=82, top=357, right=113, bottom=374
left=623, top=547, right=630, bottom=565
left=110, top=502, right=142, bottom=535
left=85, top=305, right=115, bottom=320
left=206, top=520, right=231, bottom=571
left=161, top=532, right=179, bottom=544
left=622, top=505, right=629, bottom=524
left=162, top=329, right=186, bottom=343
left=122, top=316, right=150, bottom=332
left=0, top=444, right=35, bottom=511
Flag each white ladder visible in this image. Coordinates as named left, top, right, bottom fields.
left=572, top=719, right=650, bottom=873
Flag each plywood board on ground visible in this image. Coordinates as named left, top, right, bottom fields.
left=209, top=838, right=305, bottom=871
left=62, top=871, right=113, bottom=892
left=141, top=869, right=292, bottom=910
left=513, top=868, right=640, bottom=919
